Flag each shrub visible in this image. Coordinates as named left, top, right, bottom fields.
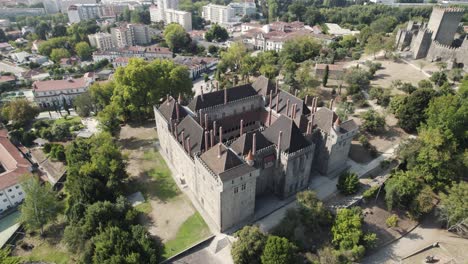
left=362, top=186, right=379, bottom=200
left=362, top=233, right=378, bottom=249
left=386, top=214, right=398, bottom=228
left=361, top=109, right=385, bottom=134
left=358, top=135, right=370, bottom=149
left=43, top=143, right=52, bottom=153
left=337, top=171, right=360, bottom=195
left=352, top=92, right=368, bottom=107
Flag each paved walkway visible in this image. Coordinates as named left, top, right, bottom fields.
left=363, top=215, right=468, bottom=263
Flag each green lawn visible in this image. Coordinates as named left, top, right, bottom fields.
left=54, top=116, right=81, bottom=126
left=135, top=202, right=152, bottom=214
left=140, top=149, right=180, bottom=201
left=163, top=212, right=211, bottom=259
left=21, top=242, right=71, bottom=264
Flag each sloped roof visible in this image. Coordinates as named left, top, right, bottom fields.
left=270, top=90, right=311, bottom=118
left=176, top=115, right=205, bottom=156
left=200, top=143, right=243, bottom=176
left=313, top=107, right=358, bottom=134
left=0, top=129, right=32, bottom=189
left=187, top=84, right=258, bottom=112
left=262, top=115, right=310, bottom=153
left=251, top=76, right=275, bottom=97
left=230, top=131, right=273, bottom=156
left=158, top=96, right=188, bottom=122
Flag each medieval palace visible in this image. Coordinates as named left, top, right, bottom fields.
left=154, top=76, right=358, bottom=231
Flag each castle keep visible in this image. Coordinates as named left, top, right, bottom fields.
left=154, top=76, right=358, bottom=231
left=396, top=7, right=467, bottom=71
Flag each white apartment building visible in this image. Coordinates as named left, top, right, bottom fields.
left=111, top=24, right=151, bottom=48
left=152, top=0, right=179, bottom=22
left=67, top=4, right=100, bottom=23
left=32, top=74, right=94, bottom=108
left=228, top=2, right=256, bottom=17
left=202, top=3, right=235, bottom=25
left=61, top=0, right=97, bottom=12
left=165, top=9, right=192, bottom=31
left=88, top=32, right=114, bottom=50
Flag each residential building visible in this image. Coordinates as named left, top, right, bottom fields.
left=111, top=24, right=151, bottom=47
left=88, top=32, right=114, bottom=50
left=154, top=76, right=358, bottom=231
left=92, top=45, right=172, bottom=62
left=227, top=2, right=256, bottom=17
left=0, top=42, right=13, bottom=53
left=0, top=129, right=32, bottom=214
left=67, top=4, right=100, bottom=23
left=202, top=3, right=235, bottom=25
left=32, top=74, right=94, bottom=108
left=151, top=0, right=179, bottom=22
left=60, top=0, right=97, bottom=12
left=241, top=21, right=334, bottom=52
left=173, top=56, right=218, bottom=79
left=149, top=1, right=192, bottom=31
left=99, top=3, right=128, bottom=18
left=0, top=8, right=45, bottom=17
left=0, top=19, right=10, bottom=28
left=42, top=0, right=60, bottom=14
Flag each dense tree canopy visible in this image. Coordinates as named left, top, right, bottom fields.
left=110, top=58, right=192, bottom=122
left=163, top=23, right=191, bottom=52
left=231, top=226, right=267, bottom=264
left=1, top=99, right=40, bottom=126
left=438, top=182, right=468, bottom=229
left=205, top=23, right=229, bottom=42
left=393, top=88, right=437, bottom=133
left=261, top=236, right=297, bottom=264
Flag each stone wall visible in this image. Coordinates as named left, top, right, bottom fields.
left=411, top=29, right=433, bottom=59
left=427, top=7, right=464, bottom=46
left=426, top=38, right=468, bottom=71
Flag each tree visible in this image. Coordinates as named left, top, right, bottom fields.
left=220, top=42, right=248, bottom=74
left=438, top=182, right=468, bottom=229
left=74, top=92, right=94, bottom=117
left=261, top=236, right=297, bottom=264
left=430, top=71, right=448, bottom=87
left=51, top=24, right=67, bottom=37
left=365, top=35, right=383, bottom=58
left=337, top=171, right=360, bottom=195
left=361, top=109, right=385, bottom=134
left=344, top=68, right=371, bottom=92
left=386, top=214, right=398, bottom=228
left=35, top=21, right=50, bottom=40
left=280, top=36, right=321, bottom=63
left=20, top=177, right=61, bottom=235
left=205, top=24, right=229, bottom=42
left=296, top=191, right=331, bottom=231
left=1, top=99, right=40, bottom=125
left=322, top=65, right=329, bottom=87
left=89, top=81, right=114, bottom=111
left=111, top=58, right=192, bottom=122
left=231, top=226, right=267, bottom=264
left=163, top=23, right=191, bottom=52
left=384, top=170, right=422, bottom=211
left=98, top=103, right=121, bottom=136
left=332, top=207, right=363, bottom=252
left=50, top=48, right=70, bottom=63
left=50, top=144, right=66, bottom=162
left=394, top=88, right=436, bottom=133
left=75, top=41, right=92, bottom=60
left=86, top=225, right=159, bottom=264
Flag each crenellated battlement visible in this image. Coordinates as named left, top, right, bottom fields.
left=433, top=6, right=465, bottom=14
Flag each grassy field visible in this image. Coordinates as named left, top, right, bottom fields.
left=54, top=115, right=81, bottom=126
left=163, top=212, right=211, bottom=259
left=140, top=149, right=180, bottom=201
left=20, top=241, right=72, bottom=264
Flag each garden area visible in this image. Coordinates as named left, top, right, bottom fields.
left=119, top=124, right=211, bottom=259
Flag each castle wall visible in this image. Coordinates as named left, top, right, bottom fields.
left=219, top=168, right=258, bottom=231
left=427, top=8, right=463, bottom=46
left=426, top=38, right=468, bottom=71
left=325, top=128, right=357, bottom=175
left=411, top=29, right=433, bottom=59
left=253, top=146, right=277, bottom=196
left=281, top=145, right=315, bottom=198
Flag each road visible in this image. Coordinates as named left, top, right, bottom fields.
left=363, top=214, right=468, bottom=263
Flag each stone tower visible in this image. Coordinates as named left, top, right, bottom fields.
left=427, top=7, right=464, bottom=46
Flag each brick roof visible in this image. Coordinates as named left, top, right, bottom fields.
left=230, top=131, right=273, bottom=156
left=0, top=129, right=32, bottom=189
left=33, top=77, right=88, bottom=92
left=187, top=84, right=258, bottom=112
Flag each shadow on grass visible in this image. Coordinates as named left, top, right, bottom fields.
left=126, top=150, right=180, bottom=203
